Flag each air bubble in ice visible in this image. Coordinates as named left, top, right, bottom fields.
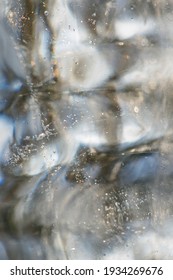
left=44, top=11, right=49, bottom=16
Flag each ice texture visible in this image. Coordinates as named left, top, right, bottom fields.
left=0, top=0, right=173, bottom=259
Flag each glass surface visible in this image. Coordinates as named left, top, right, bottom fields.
left=0, top=0, right=173, bottom=259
